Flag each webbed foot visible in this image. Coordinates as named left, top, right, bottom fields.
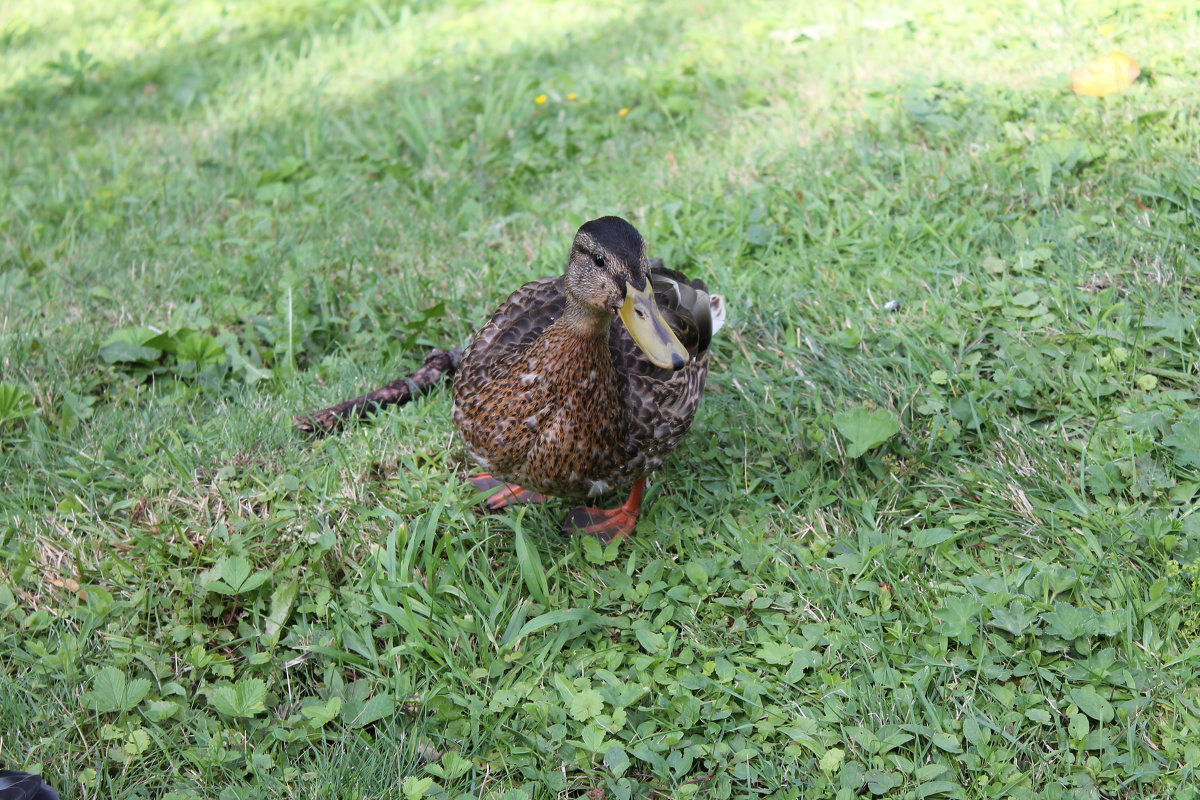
left=467, top=473, right=549, bottom=510
left=561, top=478, right=645, bottom=544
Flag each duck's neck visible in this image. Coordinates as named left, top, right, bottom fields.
left=559, top=296, right=614, bottom=341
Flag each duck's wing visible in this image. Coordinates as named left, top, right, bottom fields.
left=608, top=261, right=724, bottom=473
left=647, top=259, right=724, bottom=361
left=612, top=259, right=722, bottom=373
left=459, top=276, right=564, bottom=379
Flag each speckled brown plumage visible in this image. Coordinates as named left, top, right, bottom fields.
left=452, top=217, right=724, bottom=518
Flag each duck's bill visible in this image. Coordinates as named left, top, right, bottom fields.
left=619, top=282, right=689, bottom=371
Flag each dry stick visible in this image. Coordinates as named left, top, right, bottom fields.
left=293, top=347, right=463, bottom=435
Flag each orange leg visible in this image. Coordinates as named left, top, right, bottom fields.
left=467, top=473, right=549, bottom=511
left=561, top=478, right=646, bottom=544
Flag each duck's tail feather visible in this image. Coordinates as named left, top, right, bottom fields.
left=648, top=259, right=726, bottom=358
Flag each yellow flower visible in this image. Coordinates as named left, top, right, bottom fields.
left=618, top=107, right=629, bottom=118
left=567, top=92, right=578, bottom=101
left=534, top=94, right=548, bottom=105
left=1071, top=51, right=1139, bottom=97
left=1097, top=23, right=1116, bottom=35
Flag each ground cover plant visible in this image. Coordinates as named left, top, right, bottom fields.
left=1, top=0, right=1199, bottom=798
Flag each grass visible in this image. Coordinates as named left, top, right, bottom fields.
left=2, top=0, right=1199, bottom=797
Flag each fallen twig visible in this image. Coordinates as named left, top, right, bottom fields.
left=293, top=347, right=462, bottom=435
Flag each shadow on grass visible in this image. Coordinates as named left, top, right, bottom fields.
left=0, top=0, right=466, bottom=117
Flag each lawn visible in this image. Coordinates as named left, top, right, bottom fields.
left=2, top=0, right=1199, bottom=798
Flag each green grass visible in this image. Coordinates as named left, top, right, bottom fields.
left=2, top=0, right=1200, bottom=797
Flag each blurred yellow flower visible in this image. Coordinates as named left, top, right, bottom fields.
left=567, top=93, right=578, bottom=101
left=1096, top=23, right=1116, bottom=35
left=618, top=107, right=629, bottom=118
left=1071, top=51, right=1139, bottom=97
left=534, top=94, right=548, bottom=105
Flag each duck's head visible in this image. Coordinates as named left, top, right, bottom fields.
left=565, top=216, right=689, bottom=371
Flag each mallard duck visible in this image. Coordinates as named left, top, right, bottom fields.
left=0, top=770, right=59, bottom=800
left=452, top=216, right=725, bottom=542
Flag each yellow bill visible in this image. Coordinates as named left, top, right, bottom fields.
left=618, top=282, right=689, bottom=371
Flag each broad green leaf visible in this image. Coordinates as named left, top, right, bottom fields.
left=684, top=561, right=708, bottom=588
left=936, top=596, right=982, bottom=642
left=301, top=695, right=343, bottom=728
left=745, top=224, right=773, bottom=246
left=223, top=334, right=273, bottom=384
left=1142, top=312, right=1196, bottom=343
left=962, top=717, right=988, bottom=747
left=176, top=333, right=225, bottom=368
left=634, top=627, right=665, bottom=652
left=144, top=699, right=181, bottom=722
left=1025, top=708, right=1052, bottom=725
left=819, top=747, right=844, bottom=774
left=210, top=678, right=267, bottom=718
left=910, top=527, right=959, bottom=548
left=402, top=776, right=435, bottom=800
left=580, top=722, right=609, bottom=753
left=868, top=772, right=902, bottom=796
left=1042, top=602, right=1095, bottom=640
left=930, top=733, right=961, bottom=753
left=755, top=641, right=797, bottom=665
left=221, top=556, right=252, bottom=588
left=489, top=689, right=521, bottom=712
left=0, top=383, right=36, bottom=425
left=1070, top=685, right=1114, bottom=722
left=429, top=752, right=471, bottom=780
left=1164, top=413, right=1200, bottom=468
left=1095, top=610, right=1128, bottom=636
left=582, top=535, right=606, bottom=564
left=206, top=556, right=271, bottom=595
left=917, top=765, right=949, bottom=781
left=123, top=728, right=152, bottom=756
left=785, top=649, right=820, bottom=681
left=263, top=580, right=298, bottom=642
left=346, top=694, right=394, bottom=729
left=98, top=341, right=162, bottom=364
left=989, top=600, right=1038, bottom=636
left=833, top=407, right=901, bottom=457
left=569, top=689, right=604, bottom=721
left=866, top=771, right=902, bottom=795
left=604, top=745, right=631, bottom=777
left=917, top=781, right=965, bottom=798
left=258, top=156, right=307, bottom=184
left=99, top=327, right=166, bottom=364
left=82, top=667, right=150, bottom=713
left=552, top=674, right=575, bottom=706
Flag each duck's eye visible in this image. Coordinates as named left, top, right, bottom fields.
left=591, top=252, right=606, bottom=267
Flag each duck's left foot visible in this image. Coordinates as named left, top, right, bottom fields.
left=561, top=478, right=645, bottom=544
left=466, top=473, right=549, bottom=510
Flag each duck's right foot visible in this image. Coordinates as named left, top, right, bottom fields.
left=466, top=473, right=549, bottom=510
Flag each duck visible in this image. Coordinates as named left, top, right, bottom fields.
left=0, top=770, right=59, bottom=800
left=452, top=216, right=725, bottom=542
